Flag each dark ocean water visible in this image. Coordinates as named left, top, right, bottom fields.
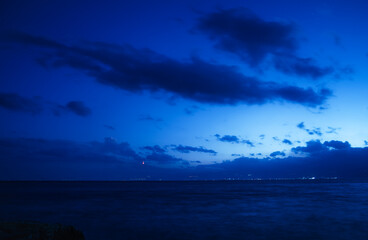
left=1, top=181, right=368, bottom=240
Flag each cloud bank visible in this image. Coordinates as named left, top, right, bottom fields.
left=1, top=137, right=367, bottom=180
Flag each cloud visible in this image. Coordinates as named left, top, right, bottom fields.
left=1, top=137, right=368, bottom=180
left=296, top=122, right=323, bottom=136
left=326, top=127, right=339, bottom=134
left=0, top=92, right=91, bottom=117
left=142, top=145, right=166, bottom=154
left=196, top=8, right=296, bottom=66
left=145, top=153, right=188, bottom=166
left=4, top=32, right=331, bottom=107
left=282, top=139, right=292, bottom=145
left=272, top=137, right=280, bottom=141
left=309, top=128, right=322, bottom=136
left=0, top=137, right=189, bottom=180
left=104, top=125, right=115, bottom=130
left=292, top=140, right=351, bottom=154
left=365, top=140, right=368, bottom=146
left=297, top=122, right=305, bottom=129
left=54, top=101, right=92, bottom=117
left=195, top=8, right=334, bottom=79
left=142, top=145, right=197, bottom=166
left=323, top=140, right=351, bottom=150
left=273, top=55, right=333, bottom=79
left=242, top=140, right=255, bottom=147
left=171, top=145, right=217, bottom=155
left=64, top=101, right=91, bottom=116
left=231, top=153, right=242, bottom=157
left=215, top=134, right=254, bottom=146
left=292, top=140, right=327, bottom=154
left=270, top=151, right=285, bottom=157
left=202, top=145, right=368, bottom=179
left=215, top=134, right=240, bottom=143
left=90, top=137, right=140, bottom=160
left=0, top=137, right=181, bottom=167
left=0, top=92, right=43, bottom=114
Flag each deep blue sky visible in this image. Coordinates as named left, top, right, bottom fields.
left=0, top=0, right=368, bottom=180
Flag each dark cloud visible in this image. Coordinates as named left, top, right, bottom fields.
left=172, top=145, right=217, bottom=155
left=282, top=139, right=292, bottom=145
left=203, top=145, right=368, bottom=179
left=1, top=137, right=368, bottom=180
left=0, top=137, right=172, bottom=166
left=309, top=128, right=322, bottom=136
left=196, top=8, right=297, bottom=66
left=292, top=140, right=351, bottom=154
left=145, top=153, right=188, bottom=166
left=142, top=145, right=166, bottom=154
left=142, top=145, right=209, bottom=165
left=273, top=55, right=333, bottom=79
left=195, top=8, right=334, bottom=79
left=54, top=101, right=92, bottom=117
left=5, top=32, right=331, bottom=107
left=365, top=141, right=368, bottom=146
left=292, top=140, right=327, bottom=154
left=0, top=92, right=91, bottom=117
left=89, top=137, right=140, bottom=160
left=0, top=92, right=43, bottom=114
left=324, top=140, right=351, bottom=150
left=215, top=134, right=254, bottom=146
left=270, top=151, right=285, bottom=157
left=215, top=134, right=240, bottom=143
left=0, top=137, right=189, bottom=180
left=259, top=134, right=265, bottom=140
left=297, top=122, right=305, bottom=129
left=64, top=101, right=91, bottom=116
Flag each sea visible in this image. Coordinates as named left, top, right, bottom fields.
left=1, top=180, right=368, bottom=240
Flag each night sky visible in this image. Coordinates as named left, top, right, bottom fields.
left=1, top=0, right=368, bottom=180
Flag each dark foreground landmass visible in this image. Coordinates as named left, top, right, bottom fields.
left=0, top=222, right=84, bottom=240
